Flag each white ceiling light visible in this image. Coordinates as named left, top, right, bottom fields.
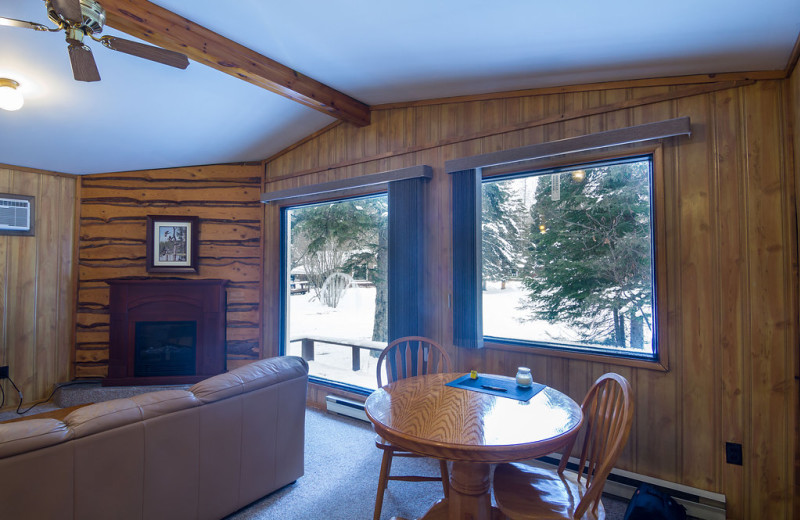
left=0, top=79, right=24, bottom=111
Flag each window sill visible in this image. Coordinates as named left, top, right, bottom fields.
left=483, top=338, right=669, bottom=372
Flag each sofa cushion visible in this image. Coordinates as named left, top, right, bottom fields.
left=66, top=398, right=142, bottom=439
left=190, top=356, right=308, bottom=404
left=130, top=390, right=200, bottom=420
left=0, top=419, right=72, bottom=458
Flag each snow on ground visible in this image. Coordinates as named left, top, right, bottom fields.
left=288, top=281, right=652, bottom=391
left=287, top=286, right=381, bottom=390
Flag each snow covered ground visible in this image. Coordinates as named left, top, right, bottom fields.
left=287, top=286, right=382, bottom=390
left=287, top=281, right=652, bottom=391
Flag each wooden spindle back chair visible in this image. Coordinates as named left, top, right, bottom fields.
left=376, top=335, right=452, bottom=387
left=372, top=336, right=453, bottom=520
left=494, top=373, right=634, bottom=519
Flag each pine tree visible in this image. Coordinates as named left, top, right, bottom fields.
left=481, top=182, right=525, bottom=289
left=290, top=197, right=388, bottom=341
left=522, top=161, right=653, bottom=349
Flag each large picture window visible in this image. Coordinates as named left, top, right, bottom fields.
left=283, top=195, right=389, bottom=390
left=481, top=155, right=657, bottom=358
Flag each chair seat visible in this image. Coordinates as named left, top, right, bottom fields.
left=493, top=463, right=606, bottom=520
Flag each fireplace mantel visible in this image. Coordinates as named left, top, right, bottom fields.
left=105, top=279, right=228, bottom=386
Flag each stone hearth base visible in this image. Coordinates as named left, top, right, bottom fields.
left=54, top=381, right=191, bottom=408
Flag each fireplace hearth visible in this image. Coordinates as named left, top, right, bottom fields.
left=105, top=279, right=228, bottom=386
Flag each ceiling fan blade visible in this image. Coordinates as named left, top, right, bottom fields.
left=101, top=36, right=190, bottom=69
left=0, top=16, right=55, bottom=31
left=51, top=0, right=83, bottom=23
left=67, top=39, right=101, bottom=82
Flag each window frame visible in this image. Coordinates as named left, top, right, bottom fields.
left=278, top=190, right=389, bottom=395
left=480, top=144, right=670, bottom=371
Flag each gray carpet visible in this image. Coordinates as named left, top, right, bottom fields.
left=226, top=408, right=630, bottom=520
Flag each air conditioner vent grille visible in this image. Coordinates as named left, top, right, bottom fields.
left=0, top=198, right=31, bottom=231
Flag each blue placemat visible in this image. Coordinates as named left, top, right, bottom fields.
left=446, top=373, right=545, bottom=401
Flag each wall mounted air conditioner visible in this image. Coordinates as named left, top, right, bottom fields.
left=0, top=194, right=34, bottom=235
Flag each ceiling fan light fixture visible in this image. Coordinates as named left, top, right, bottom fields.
left=0, top=78, right=24, bottom=111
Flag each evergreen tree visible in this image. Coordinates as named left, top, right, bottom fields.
left=522, top=162, right=653, bottom=349
left=481, top=182, right=525, bottom=289
left=290, top=197, right=388, bottom=341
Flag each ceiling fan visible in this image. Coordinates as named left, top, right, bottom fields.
left=0, top=0, right=189, bottom=82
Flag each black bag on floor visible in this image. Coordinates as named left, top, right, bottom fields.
left=623, top=483, right=687, bottom=520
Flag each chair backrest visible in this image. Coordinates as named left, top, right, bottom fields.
left=558, top=373, right=634, bottom=519
left=376, top=336, right=452, bottom=387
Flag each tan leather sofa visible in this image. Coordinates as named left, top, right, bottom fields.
left=0, top=356, right=309, bottom=520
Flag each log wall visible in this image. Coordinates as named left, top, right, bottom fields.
left=263, top=79, right=798, bottom=518
left=0, top=166, right=76, bottom=404
left=75, top=164, right=263, bottom=377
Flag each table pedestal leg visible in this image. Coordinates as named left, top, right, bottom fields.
left=413, top=461, right=500, bottom=520
left=448, top=461, right=492, bottom=519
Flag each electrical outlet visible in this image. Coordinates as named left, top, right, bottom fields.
left=0, top=366, right=8, bottom=379
left=725, top=442, right=743, bottom=465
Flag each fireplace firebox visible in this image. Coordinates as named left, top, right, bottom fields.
left=105, top=279, right=228, bottom=386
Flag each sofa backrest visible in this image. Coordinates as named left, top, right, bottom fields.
left=0, top=356, right=309, bottom=520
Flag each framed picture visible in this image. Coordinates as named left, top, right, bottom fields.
left=146, top=215, right=199, bottom=273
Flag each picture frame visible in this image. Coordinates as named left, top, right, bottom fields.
left=146, top=215, right=199, bottom=273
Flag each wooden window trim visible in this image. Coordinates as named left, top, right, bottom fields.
left=445, top=117, right=690, bottom=173
left=483, top=339, right=669, bottom=371
left=262, top=165, right=432, bottom=203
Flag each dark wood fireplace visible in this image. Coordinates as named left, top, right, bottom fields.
left=105, top=279, right=228, bottom=386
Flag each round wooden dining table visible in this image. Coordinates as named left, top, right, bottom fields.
left=364, top=372, right=583, bottom=520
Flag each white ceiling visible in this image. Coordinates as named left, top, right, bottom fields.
left=0, top=0, right=798, bottom=175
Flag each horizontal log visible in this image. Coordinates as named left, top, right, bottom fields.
left=75, top=330, right=109, bottom=343
left=75, top=342, right=108, bottom=349
left=74, top=365, right=109, bottom=378
left=82, top=176, right=261, bottom=188
left=81, top=206, right=263, bottom=220
left=76, top=314, right=109, bottom=327
left=227, top=303, right=260, bottom=313
left=79, top=222, right=261, bottom=242
left=81, top=186, right=262, bottom=202
left=76, top=324, right=109, bottom=333
left=75, top=349, right=109, bottom=363
left=227, top=341, right=259, bottom=356
left=80, top=215, right=261, bottom=225
left=227, top=321, right=259, bottom=329
left=79, top=263, right=260, bottom=282
left=82, top=164, right=262, bottom=181
left=80, top=242, right=260, bottom=259
left=226, top=329, right=260, bottom=342
left=81, top=197, right=261, bottom=207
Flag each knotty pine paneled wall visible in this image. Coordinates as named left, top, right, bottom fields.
left=76, top=164, right=263, bottom=377
left=0, top=166, right=76, bottom=405
left=263, top=79, right=798, bottom=518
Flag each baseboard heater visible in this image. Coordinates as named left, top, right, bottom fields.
left=325, top=395, right=369, bottom=422
left=531, top=455, right=726, bottom=520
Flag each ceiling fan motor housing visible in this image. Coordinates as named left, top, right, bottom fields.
left=77, top=0, right=105, bottom=33
left=48, top=0, right=105, bottom=33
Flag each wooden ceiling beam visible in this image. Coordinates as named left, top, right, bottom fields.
left=100, top=0, right=371, bottom=127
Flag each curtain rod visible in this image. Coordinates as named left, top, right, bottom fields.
left=260, top=165, right=432, bottom=203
